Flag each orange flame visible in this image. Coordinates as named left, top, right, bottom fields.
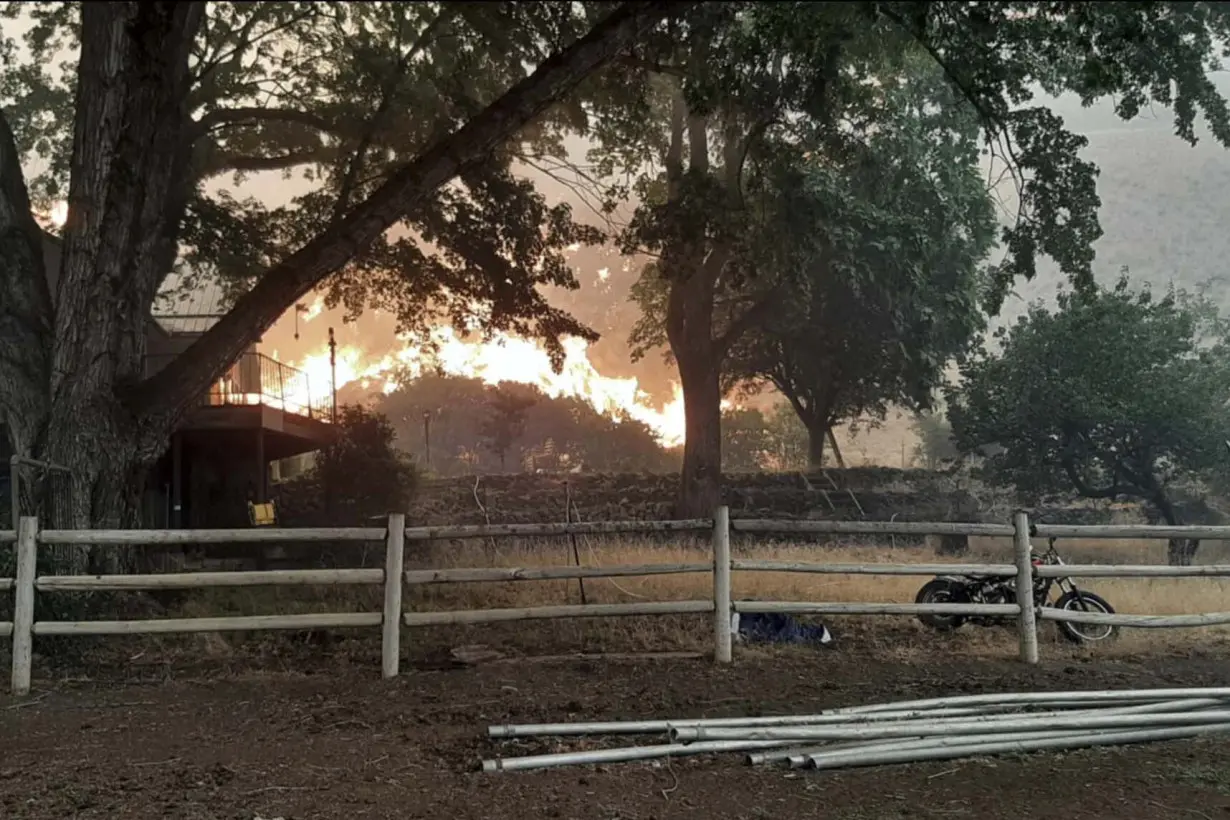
left=291, top=328, right=707, bottom=447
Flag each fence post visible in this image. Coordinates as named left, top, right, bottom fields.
left=381, top=513, right=406, bottom=679
left=712, top=506, right=732, bottom=664
left=1012, top=510, right=1040, bottom=665
left=11, top=516, right=37, bottom=696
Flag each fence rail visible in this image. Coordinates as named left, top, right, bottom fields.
left=1032, top=523, right=1230, bottom=539
left=400, top=520, right=713, bottom=541
left=732, top=559, right=1018, bottom=576
left=33, top=612, right=384, bottom=636
left=731, top=520, right=1014, bottom=537
left=37, top=527, right=383, bottom=544
left=36, top=568, right=385, bottom=591
left=404, top=563, right=711, bottom=585
left=8, top=510, right=1230, bottom=695
left=403, top=600, right=714, bottom=627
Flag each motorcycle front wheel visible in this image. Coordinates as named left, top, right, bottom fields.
left=1054, top=590, right=1119, bottom=644
left=915, top=578, right=970, bottom=632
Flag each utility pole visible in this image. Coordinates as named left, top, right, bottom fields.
left=328, top=326, right=337, bottom=423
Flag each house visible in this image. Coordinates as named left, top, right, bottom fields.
left=2, top=233, right=337, bottom=529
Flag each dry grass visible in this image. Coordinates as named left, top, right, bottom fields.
left=66, top=532, right=1230, bottom=666
left=393, top=532, right=1230, bottom=659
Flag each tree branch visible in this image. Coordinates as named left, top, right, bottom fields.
left=332, top=5, right=462, bottom=220
left=133, top=0, right=692, bottom=423
left=877, top=5, right=1006, bottom=130
left=1061, top=456, right=1123, bottom=500
left=201, top=148, right=333, bottom=176
left=714, top=286, right=782, bottom=357
left=617, top=54, right=686, bottom=77
left=193, top=106, right=337, bottom=136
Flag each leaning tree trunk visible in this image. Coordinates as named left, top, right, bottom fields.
left=1167, top=536, right=1199, bottom=567
left=805, top=424, right=828, bottom=470
left=1152, top=491, right=1200, bottom=567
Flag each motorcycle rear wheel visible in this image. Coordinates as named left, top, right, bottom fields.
left=1054, top=590, right=1119, bottom=644
left=915, top=578, right=970, bottom=632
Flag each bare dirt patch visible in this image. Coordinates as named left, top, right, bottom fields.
left=4, top=649, right=1230, bottom=820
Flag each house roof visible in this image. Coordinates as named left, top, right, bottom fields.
left=151, top=273, right=227, bottom=335
left=40, top=230, right=224, bottom=337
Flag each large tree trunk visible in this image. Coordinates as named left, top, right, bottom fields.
left=1, top=3, right=204, bottom=572
left=675, top=343, right=723, bottom=519
left=659, top=69, right=739, bottom=520
left=806, top=424, right=828, bottom=469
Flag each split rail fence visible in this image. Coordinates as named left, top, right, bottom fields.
left=7, top=510, right=1230, bottom=695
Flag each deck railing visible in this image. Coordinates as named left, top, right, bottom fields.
left=146, top=351, right=334, bottom=421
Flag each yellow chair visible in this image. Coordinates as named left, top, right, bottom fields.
left=248, top=500, right=277, bottom=527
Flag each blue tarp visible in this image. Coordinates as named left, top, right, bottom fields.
left=734, top=611, right=835, bottom=648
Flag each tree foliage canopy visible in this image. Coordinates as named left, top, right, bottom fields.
left=5, top=1, right=1230, bottom=531
left=947, top=278, right=1230, bottom=521
left=585, top=1, right=1230, bottom=511
left=309, top=403, right=418, bottom=522
left=0, top=1, right=636, bottom=358
left=0, top=0, right=679, bottom=547
left=377, top=373, right=677, bottom=476
left=722, top=50, right=997, bottom=457
left=721, top=405, right=808, bottom=473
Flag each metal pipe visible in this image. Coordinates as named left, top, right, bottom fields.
left=787, top=727, right=1156, bottom=769
left=672, top=709, right=1230, bottom=744
left=806, top=722, right=1230, bottom=771
left=706, top=699, right=1227, bottom=749
left=748, top=745, right=857, bottom=766
left=481, top=739, right=796, bottom=773
left=744, top=698, right=1226, bottom=766
left=483, top=691, right=1230, bottom=773
left=489, top=704, right=1065, bottom=739
left=847, top=688, right=1230, bottom=715
left=490, top=690, right=1230, bottom=739
left=747, top=736, right=932, bottom=766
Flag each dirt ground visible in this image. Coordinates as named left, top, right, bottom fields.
left=4, top=644, right=1230, bottom=820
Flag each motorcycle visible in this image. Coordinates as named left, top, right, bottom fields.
left=914, top=538, right=1117, bottom=644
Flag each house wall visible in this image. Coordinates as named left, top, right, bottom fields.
left=34, top=231, right=314, bottom=531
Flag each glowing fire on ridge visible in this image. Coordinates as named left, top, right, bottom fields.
left=290, top=328, right=704, bottom=447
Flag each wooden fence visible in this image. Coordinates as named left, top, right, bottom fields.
left=7, top=510, right=1230, bottom=694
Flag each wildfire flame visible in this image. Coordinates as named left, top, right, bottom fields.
left=43, top=199, right=699, bottom=446
left=290, top=328, right=709, bottom=447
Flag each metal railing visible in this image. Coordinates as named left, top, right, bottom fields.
left=10, top=512, right=1230, bottom=694
left=146, top=351, right=334, bottom=422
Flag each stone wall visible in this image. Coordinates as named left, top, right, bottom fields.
left=406, top=468, right=1130, bottom=534
left=168, top=468, right=1153, bottom=570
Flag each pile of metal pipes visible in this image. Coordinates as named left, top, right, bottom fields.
left=482, top=687, right=1230, bottom=773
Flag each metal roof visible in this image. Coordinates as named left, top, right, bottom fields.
left=151, top=273, right=227, bottom=335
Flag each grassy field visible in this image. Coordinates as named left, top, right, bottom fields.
left=155, top=532, right=1230, bottom=665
